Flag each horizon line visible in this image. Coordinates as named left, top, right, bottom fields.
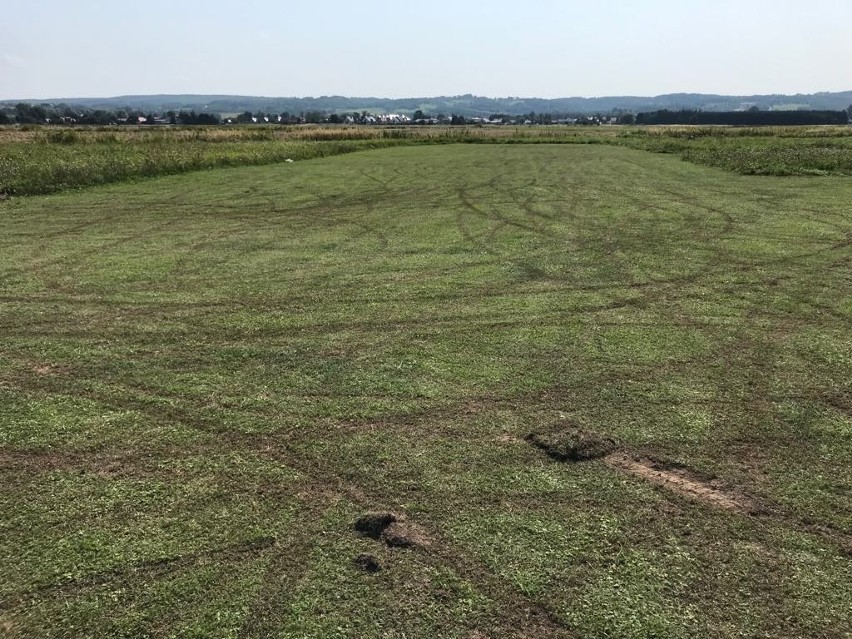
left=3, top=89, right=852, bottom=103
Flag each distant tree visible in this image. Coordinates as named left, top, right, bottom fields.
left=450, top=114, right=466, bottom=125
left=635, top=108, right=847, bottom=126
left=79, top=110, right=115, bottom=125
left=177, top=110, right=219, bottom=125
left=412, top=109, right=426, bottom=122
left=14, top=103, right=47, bottom=124
left=304, top=111, right=323, bottom=124
left=618, top=113, right=636, bottom=125
left=0, top=111, right=11, bottom=125
left=55, top=104, right=77, bottom=120
left=748, top=105, right=761, bottom=112
left=235, top=111, right=254, bottom=124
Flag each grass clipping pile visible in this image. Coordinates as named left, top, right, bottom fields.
left=525, top=425, right=618, bottom=462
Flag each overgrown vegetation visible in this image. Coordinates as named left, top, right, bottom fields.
left=0, top=126, right=607, bottom=196
left=3, top=124, right=852, bottom=197
left=1, top=144, right=850, bottom=637
left=0, top=129, right=412, bottom=196
left=620, top=126, right=852, bottom=175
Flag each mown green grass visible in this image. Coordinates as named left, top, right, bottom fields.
left=1, top=144, right=851, bottom=638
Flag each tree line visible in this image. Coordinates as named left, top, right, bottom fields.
left=0, top=103, right=226, bottom=126
left=0, top=103, right=619, bottom=126
left=635, top=109, right=850, bottom=126
left=3, top=101, right=850, bottom=127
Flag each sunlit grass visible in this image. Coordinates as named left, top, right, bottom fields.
left=1, top=143, right=850, bottom=637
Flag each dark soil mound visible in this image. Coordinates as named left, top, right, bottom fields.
left=354, top=512, right=397, bottom=539
left=354, top=553, right=382, bottom=573
left=353, top=512, right=430, bottom=549
left=526, top=426, right=617, bottom=462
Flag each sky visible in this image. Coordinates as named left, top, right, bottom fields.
left=2, top=0, right=851, bottom=100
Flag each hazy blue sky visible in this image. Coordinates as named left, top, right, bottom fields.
left=2, top=0, right=850, bottom=99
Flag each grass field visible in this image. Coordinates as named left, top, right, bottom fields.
left=0, top=125, right=606, bottom=196
left=1, top=143, right=851, bottom=638
left=3, top=124, right=852, bottom=197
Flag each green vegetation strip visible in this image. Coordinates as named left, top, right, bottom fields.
left=1, top=144, right=851, bottom=638
left=3, top=124, right=852, bottom=198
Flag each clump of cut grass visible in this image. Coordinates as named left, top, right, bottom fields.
left=526, top=425, right=618, bottom=462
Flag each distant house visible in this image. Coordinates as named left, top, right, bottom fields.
left=372, top=113, right=410, bottom=124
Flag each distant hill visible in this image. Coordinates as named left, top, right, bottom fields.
left=4, top=91, right=852, bottom=117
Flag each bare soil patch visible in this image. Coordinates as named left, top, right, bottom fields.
left=31, top=363, right=68, bottom=376
left=605, top=453, right=756, bottom=514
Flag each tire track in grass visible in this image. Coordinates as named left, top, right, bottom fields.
left=0, top=217, right=184, bottom=290
left=0, top=536, right=278, bottom=608
left=603, top=453, right=756, bottom=514
left=232, top=433, right=576, bottom=637
left=457, top=186, right=555, bottom=240
left=237, top=493, right=343, bottom=639
left=524, top=427, right=852, bottom=557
